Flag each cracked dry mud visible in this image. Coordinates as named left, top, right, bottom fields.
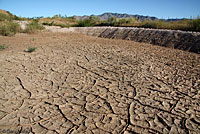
left=0, top=32, right=200, bottom=134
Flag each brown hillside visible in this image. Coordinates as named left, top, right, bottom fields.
left=0, top=9, right=13, bottom=16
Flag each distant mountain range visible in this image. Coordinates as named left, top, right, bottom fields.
left=73, top=12, right=187, bottom=21
left=73, top=12, right=158, bottom=21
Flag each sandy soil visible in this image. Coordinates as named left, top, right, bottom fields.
left=0, top=32, right=200, bottom=133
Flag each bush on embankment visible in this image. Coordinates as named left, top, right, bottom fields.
left=72, top=17, right=200, bottom=32
left=24, top=20, right=45, bottom=33
left=0, top=21, right=22, bottom=36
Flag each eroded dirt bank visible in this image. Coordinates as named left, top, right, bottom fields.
left=72, top=27, right=200, bottom=54
left=0, top=32, right=200, bottom=133
left=45, top=26, right=200, bottom=54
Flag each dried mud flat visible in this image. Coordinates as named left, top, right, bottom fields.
left=0, top=32, right=200, bottom=134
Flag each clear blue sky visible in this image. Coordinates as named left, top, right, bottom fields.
left=0, top=0, right=200, bottom=19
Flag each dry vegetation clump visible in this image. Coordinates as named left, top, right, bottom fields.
left=24, top=20, right=45, bottom=33
left=0, top=20, right=22, bottom=36
left=0, top=11, right=45, bottom=36
left=0, top=12, right=22, bottom=36
left=0, top=44, right=7, bottom=51
left=96, top=17, right=200, bottom=32
left=140, top=19, right=200, bottom=31
left=40, top=14, right=76, bottom=28
left=0, top=9, right=45, bottom=36
left=24, top=47, right=37, bottom=53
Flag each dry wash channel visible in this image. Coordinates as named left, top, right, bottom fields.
left=0, top=32, right=200, bottom=134
left=68, top=27, right=200, bottom=54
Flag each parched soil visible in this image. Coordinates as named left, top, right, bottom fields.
left=0, top=32, right=200, bottom=134
left=67, top=27, right=200, bottom=54
left=44, top=26, right=200, bottom=54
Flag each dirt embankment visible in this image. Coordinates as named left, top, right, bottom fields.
left=17, top=23, right=200, bottom=54
left=68, top=27, right=200, bottom=54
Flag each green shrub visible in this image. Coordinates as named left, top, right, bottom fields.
left=75, top=19, right=95, bottom=27
left=142, top=21, right=157, bottom=28
left=140, top=20, right=168, bottom=29
left=0, top=44, right=7, bottom=51
left=119, top=18, right=130, bottom=24
left=42, top=21, right=70, bottom=28
left=139, top=19, right=200, bottom=32
left=74, top=16, right=100, bottom=27
left=189, top=18, right=200, bottom=31
left=24, top=20, right=44, bottom=33
left=42, top=21, right=54, bottom=26
left=67, top=16, right=76, bottom=22
left=98, top=17, right=120, bottom=26
left=0, top=21, right=22, bottom=36
left=54, top=23, right=70, bottom=28
left=24, top=47, right=36, bottom=53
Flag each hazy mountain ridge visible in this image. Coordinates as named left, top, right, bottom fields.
left=74, top=12, right=158, bottom=21
left=73, top=12, right=187, bottom=21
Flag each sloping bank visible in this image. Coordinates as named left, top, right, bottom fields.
left=70, top=27, right=200, bottom=54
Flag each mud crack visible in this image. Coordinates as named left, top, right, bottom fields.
left=76, top=61, right=109, bottom=80
left=16, top=76, right=31, bottom=98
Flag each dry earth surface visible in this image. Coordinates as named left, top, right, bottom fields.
left=0, top=32, right=200, bottom=134
left=44, top=26, right=200, bottom=54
